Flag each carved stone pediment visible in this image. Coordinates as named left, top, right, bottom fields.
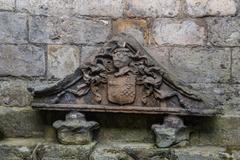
left=30, top=34, right=219, bottom=116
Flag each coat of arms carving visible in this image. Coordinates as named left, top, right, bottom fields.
left=29, top=33, right=218, bottom=116
left=28, top=33, right=220, bottom=148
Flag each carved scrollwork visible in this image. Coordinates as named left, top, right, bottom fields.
left=30, top=33, right=218, bottom=115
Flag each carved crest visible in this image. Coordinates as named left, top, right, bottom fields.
left=108, top=74, right=136, bottom=105
left=30, top=33, right=219, bottom=116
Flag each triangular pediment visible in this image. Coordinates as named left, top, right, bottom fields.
left=30, top=34, right=219, bottom=116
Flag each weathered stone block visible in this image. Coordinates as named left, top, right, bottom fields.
left=207, top=17, right=240, bottom=47
left=0, top=106, right=44, bottom=138
left=189, top=83, right=233, bottom=112
left=36, top=142, right=96, bottom=160
left=48, top=45, right=80, bottom=79
left=231, top=48, right=240, bottom=83
left=113, top=19, right=148, bottom=44
left=168, top=47, right=231, bottom=83
left=0, top=12, right=27, bottom=44
left=173, top=146, right=225, bottom=160
left=190, top=115, right=240, bottom=146
left=185, top=0, right=237, bottom=17
left=125, top=0, right=180, bottom=17
left=145, top=46, right=170, bottom=68
left=90, top=146, right=134, bottom=160
left=29, top=16, right=111, bottom=44
left=152, top=19, right=206, bottom=46
left=16, top=0, right=124, bottom=17
left=0, top=0, right=15, bottom=11
left=0, top=138, right=43, bottom=160
left=0, top=44, right=45, bottom=77
left=80, top=46, right=102, bottom=65
left=0, top=80, right=32, bottom=107
left=53, top=112, right=99, bottom=145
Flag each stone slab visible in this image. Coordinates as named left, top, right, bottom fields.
left=29, top=16, right=111, bottom=44
left=0, top=80, right=32, bottom=107
left=0, top=44, right=45, bottom=77
left=16, top=0, right=124, bottom=17
left=125, top=0, right=180, bottom=17
left=0, top=106, right=44, bottom=138
left=168, top=47, right=231, bottom=83
left=152, top=19, right=206, bottom=46
left=185, top=0, right=237, bottom=17
left=47, top=45, right=80, bottom=79
left=207, top=17, right=240, bottom=47
left=0, top=0, right=15, bottom=11
left=0, top=12, right=27, bottom=44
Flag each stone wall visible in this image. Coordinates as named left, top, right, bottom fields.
left=0, top=0, right=240, bottom=159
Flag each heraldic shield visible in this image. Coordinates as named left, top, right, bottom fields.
left=108, top=74, right=136, bottom=105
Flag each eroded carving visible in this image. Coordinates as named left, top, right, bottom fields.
left=53, top=111, right=99, bottom=145
left=151, top=115, right=190, bottom=148
left=30, top=33, right=218, bottom=116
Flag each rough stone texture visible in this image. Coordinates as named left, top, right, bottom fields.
left=0, top=138, right=44, bottom=160
left=232, top=48, right=240, bottom=83
left=29, top=16, right=111, bottom=44
left=0, top=0, right=15, bottom=11
left=90, top=146, right=135, bottom=160
left=0, top=80, right=32, bottom=107
left=0, top=44, right=45, bottom=77
left=185, top=0, right=237, bottom=17
left=48, top=45, right=80, bottom=79
left=173, top=146, right=225, bottom=160
left=152, top=116, right=189, bottom=148
left=0, top=139, right=237, bottom=160
left=125, top=0, right=180, bottom=17
left=189, top=83, right=234, bottom=114
left=53, top=111, right=99, bottom=145
left=16, top=0, right=124, bottom=17
left=189, top=115, right=240, bottom=146
left=113, top=19, right=148, bottom=44
left=0, top=12, right=27, bottom=44
left=168, top=47, right=231, bottom=83
left=80, top=46, right=102, bottom=65
left=207, top=17, right=240, bottom=47
left=36, top=142, right=96, bottom=160
left=0, top=106, right=44, bottom=138
left=152, top=19, right=206, bottom=46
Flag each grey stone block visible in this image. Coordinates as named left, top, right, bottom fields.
left=0, top=138, right=43, bottom=160
left=125, top=0, right=180, bottom=17
left=152, top=19, right=206, bottom=46
left=185, top=0, right=237, bottom=17
left=48, top=45, right=80, bottom=79
left=168, top=47, right=231, bottom=83
left=29, top=16, right=111, bottom=44
left=0, top=106, right=44, bottom=138
left=232, top=47, right=240, bottom=83
left=191, top=115, right=240, bottom=146
left=81, top=46, right=102, bottom=65
left=207, top=17, right=240, bottom=47
left=0, top=44, right=45, bottom=77
left=16, top=0, right=124, bottom=17
left=0, top=12, right=27, bottom=44
left=36, top=142, right=96, bottom=160
left=0, top=0, right=15, bottom=11
left=173, top=146, right=225, bottom=160
left=0, top=80, right=32, bottom=107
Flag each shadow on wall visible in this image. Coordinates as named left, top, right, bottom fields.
left=38, top=110, right=221, bottom=145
